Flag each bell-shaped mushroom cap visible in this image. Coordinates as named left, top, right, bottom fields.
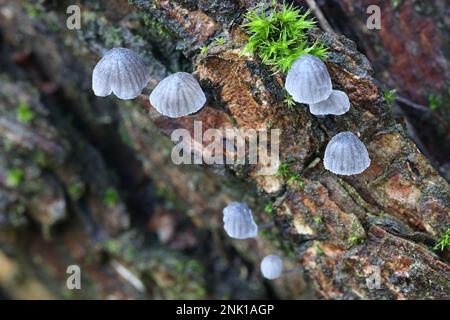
left=92, top=48, right=149, bottom=100
left=309, top=90, right=350, bottom=116
left=323, top=132, right=371, bottom=175
left=285, top=54, right=332, bottom=104
left=260, top=255, right=283, bottom=280
left=149, top=72, right=206, bottom=118
left=222, top=202, right=258, bottom=240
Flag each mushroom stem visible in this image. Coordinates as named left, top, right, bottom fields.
left=284, top=266, right=303, bottom=275
left=142, top=88, right=152, bottom=96
left=257, top=221, right=274, bottom=231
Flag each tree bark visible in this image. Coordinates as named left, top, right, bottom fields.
left=0, top=0, right=448, bottom=299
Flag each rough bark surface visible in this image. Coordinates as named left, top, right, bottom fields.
left=0, top=0, right=448, bottom=299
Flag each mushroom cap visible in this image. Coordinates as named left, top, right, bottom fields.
left=149, top=72, right=206, bottom=118
left=309, top=90, right=350, bottom=116
left=285, top=54, right=332, bottom=104
left=323, top=132, right=371, bottom=175
left=222, top=202, right=258, bottom=240
left=260, top=255, right=283, bottom=280
left=92, top=48, right=149, bottom=100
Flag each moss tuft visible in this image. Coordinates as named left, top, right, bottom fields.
left=213, top=37, right=226, bottom=46
left=242, top=2, right=328, bottom=73
left=6, top=169, right=24, bottom=187
left=383, top=89, right=396, bottom=105
left=428, top=93, right=442, bottom=111
left=104, top=187, right=119, bottom=207
left=16, top=101, right=35, bottom=123
left=264, top=201, right=273, bottom=213
left=434, top=228, right=450, bottom=251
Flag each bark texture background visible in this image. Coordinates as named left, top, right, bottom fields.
left=0, top=0, right=448, bottom=299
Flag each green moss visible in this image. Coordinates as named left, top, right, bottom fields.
left=347, top=216, right=365, bottom=246
left=143, top=15, right=170, bottom=38
left=348, top=234, right=363, bottom=245
left=276, top=161, right=290, bottom=177
left=276, top=161, right=304, bottom=189
left=200, top=45, right=208, bottom=56
left=22, top=1, right=42, bottom=18
left=103, top=187, right=119, bottom=207
left=283, top=91, right=296, bottom=108
left=264, top=201, right=273, bottom=214
left=242, top=2, right=328, bottom=73
left=286, top=173, right=299, bottom=183
left=16, top=101, right=35, bottom=123
left=428, top=93, right=442, bottom=111
left=313, top=215, right=322, bottom=224
left=315, top=244, right=324, bottom=256
left=68, top=183, right=84, bottom=201
left=391, top=0, right=402, bottom=9
left=434, top=228, right=450, bottom=251
left=213, top=37, right=226, bottom=46
left=103, top=239, right=121, bottom=253
left=383, top=89, right=396, bottom=104
left=6, top=169, right=24, bottom=187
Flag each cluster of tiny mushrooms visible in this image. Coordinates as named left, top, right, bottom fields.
left=92, top=41, right=371, bottom=280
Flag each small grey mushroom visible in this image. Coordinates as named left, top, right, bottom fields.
left=223, top=202, right=258, bottom=240
left=309, top=90, right=350, bottom=116
left=260, top=254, right=283, bottom=280
left=92, top=48, right=149, bottom=100
left=285, top=54, right=332, bottom=104
left=323, top=132, right=371, bottom=175
left=149, top=72, right=206, bottom=118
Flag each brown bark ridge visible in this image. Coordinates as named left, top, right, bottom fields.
left=0, top=0, right=448, bottom=299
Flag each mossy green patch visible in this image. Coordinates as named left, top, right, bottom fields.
left=6, top=168, right=24, bottom=187
left=434, top=227, right=450, bottom=251
left=391, top=0, right=402, bottom=10
left=242, top=2, right=328, bottom=73
left=264, top=201, right=274, bottom=214
left=348, top=234, right=363, bottom=245
left=213, top=37, right=226, bottom=46
left=276, top=161, right=304, bottom=189
left=16, top=101, right=35, bottom=123
left=276, top=161, right=290, bottom=177
left=383, top=89, right=396, bottom=105
left=22, top=1, right=42, bottom=18
left=428, top=93, right=442, bottom=111
left=68, top=183, right=84, bottom=201
left=104, top=187, right=119, bottom=207
left=200, top=45, right=208, bottom=56
left=283, top=91, right=296, bottom=108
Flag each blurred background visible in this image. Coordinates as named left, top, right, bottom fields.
left=0, top=0, right=448, bottom=299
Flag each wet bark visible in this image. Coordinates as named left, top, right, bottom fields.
left=0, top=0, right=448, bottom=299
